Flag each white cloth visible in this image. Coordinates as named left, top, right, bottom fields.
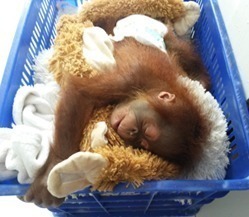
left=0, top=125, right=51, bottom=183
left=0, top=57, right=59, bottom=182
left=0, top=128, right=17, bottom=181
left=83, top=27, right=116, bottom=72
left=12, top=82, right=59, bottom=130
left=111, top=14, right=168, bottom=53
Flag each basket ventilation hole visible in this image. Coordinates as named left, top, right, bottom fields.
left=227, top=127, right=233, bottom=136
left=229, top=135, right=235, bottom=143
left=221, top=97, right=226, bottom=106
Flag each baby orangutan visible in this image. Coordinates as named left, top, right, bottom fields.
left=23, top=32, right=210, bottom=207
left=110, top=92, right=188, bottom=162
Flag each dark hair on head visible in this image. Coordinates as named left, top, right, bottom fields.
left=143, top=89, right=208, bottom=168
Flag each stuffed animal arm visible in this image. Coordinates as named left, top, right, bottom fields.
left=47, top=122, right=112, bottom=198
left=173, top=1, right=201, bottom=36
left=47, top=104, right=180, bottom=198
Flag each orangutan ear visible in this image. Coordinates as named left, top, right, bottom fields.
left=157, top=91, right=175, bottom=102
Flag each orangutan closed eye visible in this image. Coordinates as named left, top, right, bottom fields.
left=110, top=92, right=178, bottom=155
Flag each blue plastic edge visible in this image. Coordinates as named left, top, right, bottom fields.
left=1, top=177, right=249, bottom=196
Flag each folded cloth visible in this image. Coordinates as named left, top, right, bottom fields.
left=0, top=125, right=51, bottom=184
left=0, top=128, right=17, bottom=181
left=83, top=27, right=116, bottom=72
left=12, top=82, right=59, bottom=131
left=0, top=74, right=59, bottom=182
left=0, top=47, right=59, bottom=183
left=111, top=14, right=168, bottom=53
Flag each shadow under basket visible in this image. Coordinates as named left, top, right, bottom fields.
left=0, top=0, right=249, bottom=216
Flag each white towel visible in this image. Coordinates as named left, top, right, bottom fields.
left=0, top=72, right=59, bottom=182
left=12, top=82, right=59, bottom=130
left=83, top=27, right=116, bottom=72
left=111, top=14, right=168, bottom=53
left=0, top=128, right=17, bottom=181
left=0, top=125, right=51, bottom=183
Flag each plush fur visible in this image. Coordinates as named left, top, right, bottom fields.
left=44, top=0, right=229, bottom=198
left=49, top=0, right=190, bottom=85
left=80, top=106, right=180, bottom=191
left=78, top=0, right=186, bottom=33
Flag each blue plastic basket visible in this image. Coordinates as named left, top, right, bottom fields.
left=1, top=0, right=249, bottom=216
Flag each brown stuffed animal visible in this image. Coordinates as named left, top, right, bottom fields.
left=46, top=0, right=201, bottom=198
left=49, top=0, right=201, bottom=84
left=48, top=106, right=179, bottom=198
